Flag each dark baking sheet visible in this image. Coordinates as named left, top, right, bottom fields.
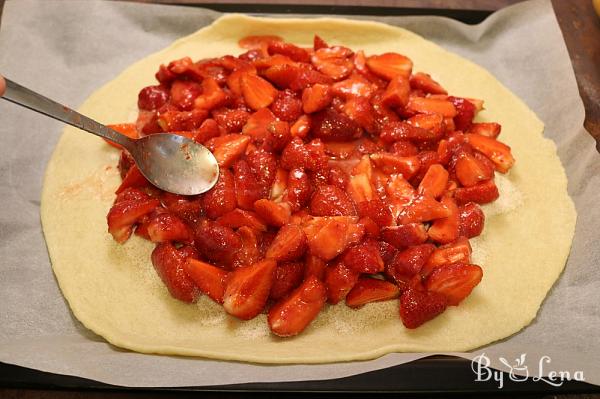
left=0, top=2, right=598, bottom=394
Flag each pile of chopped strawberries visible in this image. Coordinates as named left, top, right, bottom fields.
left=106, top=34, right=515, bottom=336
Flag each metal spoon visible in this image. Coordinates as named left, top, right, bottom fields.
left=2, top=78, right=219, bottom=195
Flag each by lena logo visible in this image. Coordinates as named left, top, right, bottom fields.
left=471, top=353, right=585, bottom=389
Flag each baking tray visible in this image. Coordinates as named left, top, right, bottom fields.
left=0, top=2, right=598, bottom=394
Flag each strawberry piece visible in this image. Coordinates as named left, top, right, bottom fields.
left=426, top=263, right=483, bottom=306
left=465, top=133, right=515, bottom=173
left=468, top=122, right=501, bottom=139
left=201, top=168, right=236, bottom=219
left=194, top=77, right=227, bottom=111
left=151, top=243, right=200, bottom=303
left=370, top=153, right=421, bottom=179
left=342, top=240, right=384, bottom=274
left=266, top=224, right=308, bottom=262
left=380, top=121, right=440, bottom=143
left=268, top=275, right=327, bottom=337
left=226, top=66, right=255, bottom=98
left=380, top=223, right=428, bottom=249
left=381, top=75, right=410, bottom=108
left=347, top=173, right=375, bottom=204
left=239, top=35, right=283, bottom=51
left=194, top=220, right=242, bottom=266
left=107, top=198, right=160, bottom=243
left=422, top=236, right=472, bottom=276
left=232, top=226, right=262, bottom=268
left=399, top=288, right=447, bottom=329
left=418, top=164, right=449, bottom=199
left=241, top=72, right=278, bottom=111
left=284, top=168, right=313, bottom=211
left=313, top=35, right=329, bottom=50
left=212, top=107, right=250, bottom=133
left=246, top=148, right=278, bottom=188
left=114, top=187, right=150, bottom=204
left=269, top=168, right=288, bottom=202
left=270, top=261, right=305, bottom=300
left=281, top=137, right=328, bottom=171
left=267, top=41, right=310, bottom=63
left=398, top=194, right=450, bottom=224
left=390, top=140, right=418, bottom=157
left=311, top=107, right=363, bottom=142
left=448, top=96, right=476, bottom=131
left=290, top=66, right=335, bottom=91
left=192, top=118, right=220, bottom=144
left=366, top=52, right=413, bottom=80
left=223, top=259, right=277, bottom=320
left=216, top=208, right=267, bottom=232
left=270, top=89, right=303, bottom=122
left=324, top=261, right=359, bottom=304
left=309, top=185, right=357, bottom=217
left=331, top=76, right=375, bottom=99
left=234, top=160, right=266, bottom=210
left=387, top=243, right=436, bottom=286
left=138, top=85, right=169, bottom=111
left=304, top=254, right=327, bottom=280
left=169, top=80, right=202, bottom=110
left=117, top=150, right=135, bottom=179
left=409, top=72, right=447, bottom=95
left=428, top=196, right=460, bottom=244
left=157, top=108, right=209, bottom=132
left=254, top=199, right=292, bottom=227
left=242, top=108, right=277, bottom=142
left=205, top=134, right=251, bottom=168
left=105, top=123, right=138, bottom=149
left=323, top=140, right=360, bottom=159
left=302, top=83, right=333, bottom=114
left=167, top=198, right=203, bottom=226
left=359, top=216, right=380, bottom=239
left=357, top=199, right=394, bottom=226
left=377, top=240, right=398, bottom=264
left=454, top=152, right=494, bottom=187
left=303, top=216, right=364, bottom=261
left=291, top=114, right=311, bottom=138
left=115, top=164, right=150, bottom=194
left=454, top=179, right=499, bottom=205
left=406, top=97, right=457, bottom=118
left=263, top=63, right=300, bottom=89
left=406, top=114, right=445, bottom=139
left=346, top=278, right=400, bottom=308
left=342, top=97, right=378, bottom=134
left=147, top=212, right=192, bottom=243
left=458, top=202, right=485, bottom=238
left=311, top=46, right=354, bottom=80
left=184, top=258, right=228, bottom=304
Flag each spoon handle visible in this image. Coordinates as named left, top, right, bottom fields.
left=2, top=78, right=132, bottom=149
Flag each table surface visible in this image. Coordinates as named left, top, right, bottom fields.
left=0, top=0, right=599, bottom=397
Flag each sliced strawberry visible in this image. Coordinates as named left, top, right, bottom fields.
left=427, top=196, right=460, bottom=244
left=311, top=46, right=354, bottom=80
left=268, top=275, right=327, bottom=337
left=284, top=168, right=313, bottom=212
left=216, top=208, right=267, bottom=232
left=151, top=243, right=199, bottom=303
left=169, top=80, right=202, bottom=110
left=269, top=168, right=288, bottom=202
left=138, top=85, right=170, bottom=111
left=399, top=288, right=447, bottom=329
left=201, top=168, right=236, bottom=219
left=380, top=223, right=428, bottom=249
left=343, top=97, right=378, bottom=134
left=268, top=41, right=311, bottom=63
left=448, top=96, right=475, bottom=131
left=454, top=179, right=499, bottom=205
left=454, top=151, right=494, bottom=187
left=304, top=254, right=327, bottom=280
left=347, top=173, right=375, bottom=204
left=270, top=89, right=303, bottom=122
left=281, top=137, right=328, bottom=172
left=289, top=65, right=335, bottom=91
left=406, top=97, right=456, bottom=118
left=107, top=198, right=160, bottom=243
left=313, top=35, right=329, bottom=50
left=406, top=113, right=445, bottom=139
left=390, top=140, right=418, bottom=157
left=346, top=278, right=400, bottom=308
left=468, top=122, right=501, bottom=139
left=342, top=240, right=384, bottom=274
left=303, top=216, right=364, bottom=261
left=381, top=75, right=410, bottom=108
left=223, top=259, right=277, bottom=320
left=380, top=120, right=440, bottom=143
left=366, top=52, right=413, bottom=80
left=193, top=220, right=242, bottom=266
left=254, top=199, right=292, bottom=227
left=246, top=148, right=277, bottom=188
left=105, top=123, right=138, bottom=149
left=302, top=83, right=333, bottom=114
left=269, top=261, right=305, bottom=300
left=115, top=164, right=150, bottom=194
left=397, top=194, right=450, bottom=224
left=266, top=224, right=308, bottom=262
left=409, top=72, right=447, bottom=95
left=370, top=153, right=421, bottom=179
left=357, top=199, right=394, bottom=226
left=206, top=134, right=251, bottom=168
left=309, top=185, right=357, bottom=217
left=193, top=77, right=227, bottom=111
left=212, top=107, right=250, bottom=133
left=465, top=133, right=515, bottom=173
left=226, top=66, right=256, bottom=98
left=291, top=114, right=311, bottom=138
left=242, top=108, right=276, bottom=142
left=241, top=72, right=278, bottom=111
left=425, top=263, right=483, bottom=306
left=233, top=160, right=265, bottom=210
left=184, top=258, right=228, bottom=304
left=147, top=212, right=192, bottom=243
left=387, top=243, right=436, bottom=286
left=239, top=35, right=283, bottom=51
left=458, top=202, right=485, bottom=238
left=324, top=261, right=359, bottom=304
left=263, top=63, right=301, bottom=89
left=115, top=187, right=150, bottom=204
left=233, top=226, right=262, bottom=268
left=422, top=236, right=472, bottom=277
left=311, top=107, right=363, bottom=142
left=192, top=118, right=220, bottom=144
left=418, top=164, right=449, bottom=199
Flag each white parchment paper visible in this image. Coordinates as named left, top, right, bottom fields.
left=0, top=0, right=598, bottom=388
